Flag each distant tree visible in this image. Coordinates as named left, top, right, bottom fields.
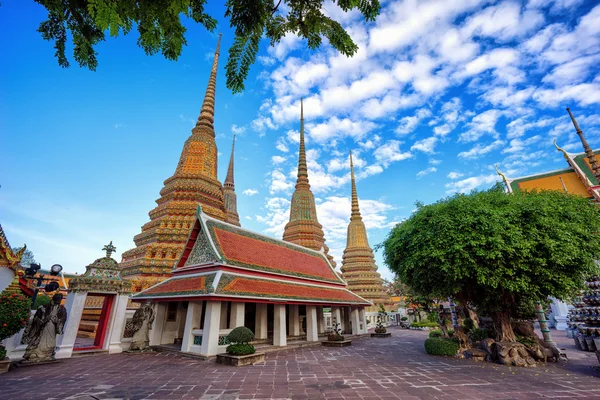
left=30, top=0, right=381, bottom=93
left=12, top=247, right=36, bottom=268
left=382, top=185, right=600, bottom=342
left=383, top=277, right=407, bottom=297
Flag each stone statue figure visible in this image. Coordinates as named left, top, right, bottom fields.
left=22, top=293, right=67, bottom=363
left=129, top=301, right=155, bottom=351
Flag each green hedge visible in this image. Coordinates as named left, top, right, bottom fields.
left=424, top=338, right=459, bottom=356
left=410, top=321, right=439, bottom=328
left=428, top=329, right=443, bottom=338
left=226, top=343, right=256, bottom=356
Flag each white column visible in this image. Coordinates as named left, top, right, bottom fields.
left=359, top=308, right=367, bottom=334
left=181, top=301, right=203, bottom=353
left=273, top=304, right=287, bottom=347
left=200, top=300, right=222, bottom=356
left=229, top=302, right=245, bottom=329
left=351, top=308, right=361, bottom=335
left=107, top=294, right=130, bottom=354
left=550, top=297, right=570, bottom=330
left=306, top=305, right=318, bottom=342
left=316, top=306, right=325, bottom=334
left=255, top=303, right=268, bottom=339
left=149, top=303, right=167, bottom=346
left=56, top=291, right=88, bottom=359
left=332, top=307, right=342, bottom=330
left=289, top=304, right=300, bottom=336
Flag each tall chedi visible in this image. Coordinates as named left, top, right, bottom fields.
left=283, top=99, right=336, bottom=267
left=222, top=134, right=241, bottom=226
left=120, top=35, right=227, bottom=289
left=341, top=152, right=392, bottom=310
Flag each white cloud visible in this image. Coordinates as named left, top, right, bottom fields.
left=373, top=140, right=413, bottom=167
left=411, top=136, right=438, bottom=154
left=416, top=167, right=437, bottom=178
left=307, top=117, right=378, bottom=143
left=459, top=109, right=503, bottom=142
left=396, top=108, right=432, bottom=135
left=231, top=124, right=246, bottom=135
left=445, top=174, right=500, bottom=194
left=458, top=140, right=505, bottom=159
left=242, top=189, right=259, bottom=196
left=269, top=169, right=293, bottom=194
left=275, top=137, right=289, bottom=152
left=271, top=155, right=287, bottom=165
left=447, top=171, right=464, bottom=179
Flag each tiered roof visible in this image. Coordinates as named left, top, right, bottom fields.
left=282, top=99, right=336, bottom=267
left=133, top=206, right=370, bottom=306
left=340, top=153, right=392, bottom=310
left=119, top=36, right=228, bottom=288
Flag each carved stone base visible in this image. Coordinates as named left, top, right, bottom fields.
left=216, top=352, right=265, bottom=366
left=15, top=359, right=61, bottom=367
left=493, top=342, right=536, bottom=367
left=0, top=359, right=10, bottom=374
left=322, top=340, right=352, bottom=347
left=370, top=333, right=392, bottom=338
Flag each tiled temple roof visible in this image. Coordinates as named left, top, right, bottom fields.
left=134, top=271, right=369, bottom=305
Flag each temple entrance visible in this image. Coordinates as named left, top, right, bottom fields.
left=73, top=293, right=115, bottom=351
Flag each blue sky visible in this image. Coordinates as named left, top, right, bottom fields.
left=1, top=0, right=600, bottom=280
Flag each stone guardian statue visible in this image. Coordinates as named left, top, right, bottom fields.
left=21, top=293, right=67, bottom=363
left=129, top=301, right=155, bottom=351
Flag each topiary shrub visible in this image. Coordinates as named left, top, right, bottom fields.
left=427, top=312, right=438, bottom=323
left=470, top=328, right=489, bottom=342
left=328, top=322, right=345, bottom=341
left=226, top=327, right=255, bottom=356
left=429, top=329, right=443, bottom=338
left=375, top=304, right=388, bottom=333
left=401, top=317, right=408, bottom=321
left=424, top=337, right=459, bottom=356
left=0, top=292, right=31, bottom=359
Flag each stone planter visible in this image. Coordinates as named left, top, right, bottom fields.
left=322, top=340, right=352, bottom=347
left=585, top=337, right=597, bottom=352
left=216, top=352, right=265, bottom=367
left=0, top=358, right=10, bottom=374
left=371, top=332, right=392, bottom=338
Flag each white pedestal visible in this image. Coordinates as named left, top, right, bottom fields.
left=306, top=306, right=318, bottom=342
left=550, top=298, right=570, bottom=331
left=200, top=301, right=222, bottom=356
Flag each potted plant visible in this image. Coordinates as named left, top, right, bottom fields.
left=372, top=305, right=392, bottom=337
left=0, top=293, right=31, bottom=373
left=216, top=327, right=264, bottom=366
left=323, top=322, right=351, bottom=347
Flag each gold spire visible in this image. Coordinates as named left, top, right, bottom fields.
left=341, top=151, right=392, bottom=311
left=223, top=133, right=241, bottom=226
left=350, top=151, right=361, bottom=219
left=567, top=107, right=600, bottom=184
left=283, top=98, right=336, bottom=266
left=296, top=98, right=309, bottom=188
left=225, top=133, right=236, bottom=188
left=194, top=33, right=222, bottom=135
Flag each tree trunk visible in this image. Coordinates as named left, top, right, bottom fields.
left=493, top=310, right=516, bottom=342
left=467, top=307, right=479, bottom=328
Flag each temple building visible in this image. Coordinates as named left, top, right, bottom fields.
left=498, top=108, right=599, bottom=330
left=119, top=35, right=239, bottom=291
left=282, top=100, right=336, bottom=267
left=340, top=152, right=394, bottom=312
left=0, top=224, right=25, bottom=293
left=132, top=206, right=371, bottom=357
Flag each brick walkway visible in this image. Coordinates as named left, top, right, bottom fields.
left=1, top=328, right=599, bottom=400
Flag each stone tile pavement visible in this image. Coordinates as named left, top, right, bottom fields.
left=0, top=327, right=599, bottom=400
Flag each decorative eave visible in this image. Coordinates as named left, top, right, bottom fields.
left=70, top=248, right=133, bottom=294
left=0, top=224, right=25, bottom=269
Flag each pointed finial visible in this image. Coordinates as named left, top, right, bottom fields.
left=296, top=98, right=309, bottom=186
left=350, top=151, right=361, bottom=219
left=495, top=165, right=511, bottom=193
left=194, top=34, right=222, bottom=135
left=225, top=133, right=236, bottom=188
left=567, top=108, right=600, bottom=184
left=554, top=139, right=570, bottom=160
left=103, top=241, right=116, bottom=258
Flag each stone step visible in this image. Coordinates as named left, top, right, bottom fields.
left=78, top=322, right=98, bottom=333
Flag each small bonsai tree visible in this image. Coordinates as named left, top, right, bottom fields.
left=226, top=327, right=255, bottom=356
left=328, top=322, right=345, bottom=341
left=0, top=292, right=31, bottom=359
left=375, top=304, right=388, bottom=333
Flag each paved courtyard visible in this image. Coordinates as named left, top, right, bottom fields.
left=1, top=327, right=599, bottom=400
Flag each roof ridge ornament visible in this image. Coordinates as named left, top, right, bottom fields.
left=495, top=165, right=511, bottom=193
left=103, top=241, right=116, bottom=258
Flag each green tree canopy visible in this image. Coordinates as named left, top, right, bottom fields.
left=32, top=0, right=380, bottom=93
left=381, top=184, right=600, bottom=342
